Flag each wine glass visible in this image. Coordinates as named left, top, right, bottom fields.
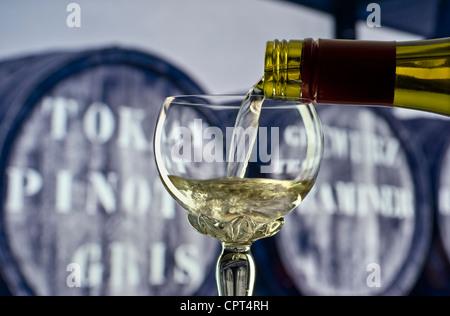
left=154, top=95, right=323, bottom=296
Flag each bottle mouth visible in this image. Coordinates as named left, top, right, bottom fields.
left=264, top=39, right=303, bottom=99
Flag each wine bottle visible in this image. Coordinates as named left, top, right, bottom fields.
left=263, top=38, right=450, bottom=116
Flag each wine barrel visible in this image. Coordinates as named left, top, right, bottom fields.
left=0, top=48, right=220, bottom=296
left=404, top=118, right=450, bottom=296
left=433, top=125, right=450, bottom=266
left=254, top=105, right=433, bottom=296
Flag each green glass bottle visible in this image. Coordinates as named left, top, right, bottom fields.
left=264, top=38, right=450, bottom=116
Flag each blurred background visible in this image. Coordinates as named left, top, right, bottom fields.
left=0, top=0, right=448, bottom=296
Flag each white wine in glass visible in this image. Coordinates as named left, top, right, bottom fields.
left=154, top=94, right=323, bottom=296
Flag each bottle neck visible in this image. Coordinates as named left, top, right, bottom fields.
left=263, top=40, right=303, bottom=98
left=264, top=38, right=396, bottom=105
left=264, top=38, right=450, bottom=116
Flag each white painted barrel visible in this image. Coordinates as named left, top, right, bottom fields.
left=0, top=48, right=220, bottom=296
left=254, top=105, right=433, bottom=296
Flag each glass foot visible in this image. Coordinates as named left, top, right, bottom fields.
left=216, top=243, right=255, bottom=296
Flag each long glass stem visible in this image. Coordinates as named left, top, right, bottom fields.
left=216, top=243, right=255, bottom=296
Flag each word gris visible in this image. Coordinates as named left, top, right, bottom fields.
left=66, top=242, right=203, bottom=292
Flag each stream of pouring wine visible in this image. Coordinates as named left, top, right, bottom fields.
left=226, top=79, right=265, bottom=178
